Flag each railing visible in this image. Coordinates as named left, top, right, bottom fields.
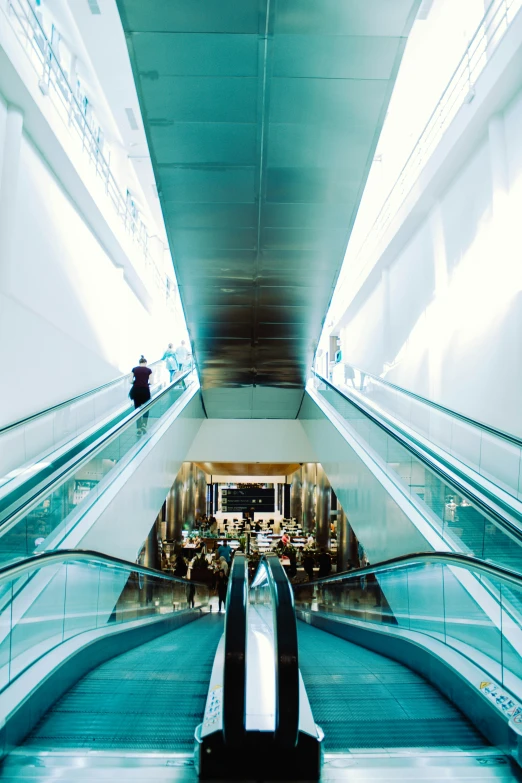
left=309, top=372, right=522, bottom=573
left=352, top=0, right=522, bottom=281
left=0, top=359, right=164, bottom=498
left=293, top=550, right=522, bottom=700
left=222, top=553, right=248, bottom=746
left=328, top=361, right=522, bottom=502
left=0, top=369, right=196, bottom=568
left=251, top=554, right=300, bottom=747
left=3, top=0, right=175, bottom=302
left=0, top=548, right=209, bottom=693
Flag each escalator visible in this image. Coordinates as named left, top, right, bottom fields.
left=303, top=371, right=522, bottom=573
left=293, top=552, right=522, bottom=780
left=0, top=360, right=164, bottom=501
left=0, top=551, right=321, bottom=781
left=0, top=368, right=198, bottom=568
left=2, top=549, right=522, bottom=780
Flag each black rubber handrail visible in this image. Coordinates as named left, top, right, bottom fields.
left=222, top=553, right=248, bottom=747
left=317, top=364, right=522, bottom=449
left=308, top=550, right=522, bottom=590
left=263, top=553, right=300, bottom=748
left=0, top=369, right=193, bottom=532
left=311, top=371, right=522, bottom=548
left=0, top=360, right=165, bottom=434
left=0, top=547, right=210, bottom=588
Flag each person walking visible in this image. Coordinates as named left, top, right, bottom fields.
left=175, top=340, right=189, bottom=371
left=161, top=343, right=178, bottom=383
left=129, top=356, right=152, bottom=434
left=216, top=569, right=228, bottom=613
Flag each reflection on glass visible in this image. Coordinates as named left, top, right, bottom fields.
left=0, top=378, right=193, bottom=568
left=0, top=554, right=209, bottom=693
left=312, top=374, right=522, bottom=573
left=293, top=557, right=522, bottom=702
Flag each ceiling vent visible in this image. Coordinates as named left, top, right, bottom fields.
left=125, top=108, right=139, bottom=131
left=87, top=0, right=101, bottom=14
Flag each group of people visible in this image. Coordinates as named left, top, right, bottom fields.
left=171, top=539, right=232, bottom=612
left=161, top=341, right=189, bottom=382
left=128, top=342, right=191, bottom=433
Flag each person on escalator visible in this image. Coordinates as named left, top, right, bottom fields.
left=216, top=569, right=228, bottom=612
left=318, top=548, right=332, bottom=578
left=173, top=554, right=188, bottom=578
left=129, top=356, right=152, bottom=435
left=161, top=343, right=178, bottom=383
left=303, top=552, right=315, bottom=582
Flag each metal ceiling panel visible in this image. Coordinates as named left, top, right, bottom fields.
left=117, top=0, right=420, bottom=416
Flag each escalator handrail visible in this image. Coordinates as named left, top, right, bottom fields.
left=308, top=550, right=522, bottom=589
left=326, top=363, right=522, bottom=449
left=0, top=547, right=210, bottom=588
left=262, top=553, right=300, bottom=748
left=311, top=370, right=522, bottom=541
left=0, top=368, right=194, bottom=532
left=222, top=553, right=247, bottom=746
left=0, top=359, right=166, bottom=434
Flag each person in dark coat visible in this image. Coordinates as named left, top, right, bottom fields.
left=303, top=552, right=315, bottom=582
left=216, top=569, right=228, bottom=612
left=129, top=356, right=152, bottom=434
left=318, top=548, right=332, bottom=578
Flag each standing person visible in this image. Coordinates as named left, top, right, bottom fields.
left=303, top=552, right=315, bottom=582
left=318, top=548, right=332, bottom=578
left=129, top=356, right=152, bottom=435
left=217, top=540, right=232, bottom=567
left=162, top=343, right=178, bottom=383
left=186, top=580, right=196, bottom=609
left=175, top=340, right=189, bottom=371
left=216, top=569, right=228, bottom=613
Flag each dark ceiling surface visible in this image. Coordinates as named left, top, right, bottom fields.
left=117, top=0, right=420, bottom=416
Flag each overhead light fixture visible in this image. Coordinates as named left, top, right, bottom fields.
left=125, top=108, right=139, bottom=130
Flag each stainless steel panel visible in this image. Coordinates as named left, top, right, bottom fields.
left=117, top=0, right=420, bottom=416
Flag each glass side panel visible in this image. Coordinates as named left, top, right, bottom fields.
left=327, top=363, right=522, bottom=502
left=293, top=560, right=522, bottom=702
left=0, top=377, right=194, bottom=568
left=0, top=362, right=165, bottom=494
left=312, top=376, right=522, bottom=573
left=0, top=555, right=209, bottom=692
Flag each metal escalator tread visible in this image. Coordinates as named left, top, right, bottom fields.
left=298, top=622, right=489, bottom=753
left=24, top=614, right=223, bottom=752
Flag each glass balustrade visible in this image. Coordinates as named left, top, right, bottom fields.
left=0, top=374, right=195, bottom=568
left=293, top=555, right=522, bottom=702
left=0, top=551, right=209, bottom=693
left=0, top=361, right=165, bottom=494
left=310, top=374, right=522, bottom=572
left=328, top=362, right=522, bottom=502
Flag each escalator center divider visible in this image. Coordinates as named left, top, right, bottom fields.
left=263, top=553, right=300, bottom=748
left=222, top=553, right=248, bottom=747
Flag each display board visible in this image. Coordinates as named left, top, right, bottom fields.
left=221, top=488, right=274, bottom=513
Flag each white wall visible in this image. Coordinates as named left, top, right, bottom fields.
left=0, top=97, right=177, bottom=428
left=338, top=85, right=522, bottom=437
left=186, top=420, right=318, bottom=463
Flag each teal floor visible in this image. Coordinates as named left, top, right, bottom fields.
left=25, top=614, right=223, bottom=752
left=298, top=621, right=489, bottom=753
